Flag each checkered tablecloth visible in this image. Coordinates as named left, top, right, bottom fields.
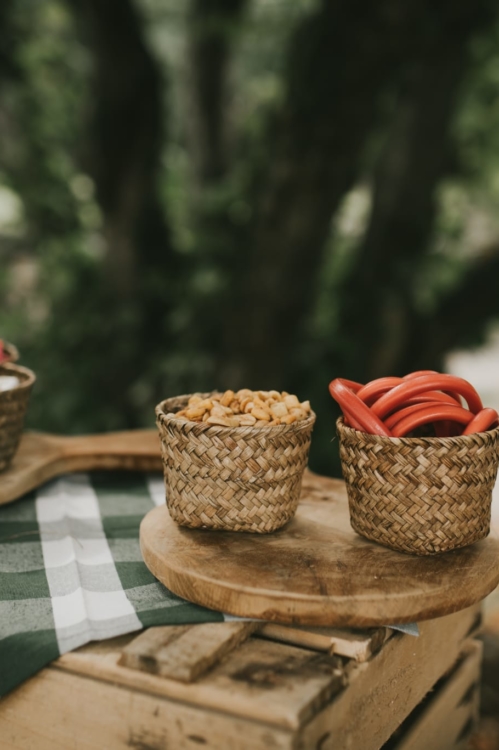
left=0, top=471, right=223, bottom=697
left=0, top=469, right=420, bottom=698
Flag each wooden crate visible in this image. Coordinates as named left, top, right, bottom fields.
left=0, top=604, right=482, bottom=750
left=383, top=641, right=481, bottom=750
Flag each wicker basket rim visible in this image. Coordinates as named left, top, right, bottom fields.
left=0, top=362, right=36, bottom=389
left=156, top=394, right=316, bottom=433
left=336, top=415, right=499, bottom=445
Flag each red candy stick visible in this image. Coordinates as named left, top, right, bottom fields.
left=356, top=377, right=403, bottom=406
left=371, top=375, right=482, bottom=419
left=391, top=404, right=473, bottom=438
left=462, top=408, right=499, bottom=435
left=329, top=379, right=391, bottom=436
left=402, top=371, right=462, bottom=404
left=401, top=391, right=459, bottom=404
left=384, top=402, right=449, bottom=431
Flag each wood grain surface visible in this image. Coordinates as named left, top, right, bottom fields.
left=0, top=607, right=479, bottom=750
left=140, top=471, right=499, bottom=627
left=0, top=430, right=163, bottom=506
left=119, top=621, right=258, bottom=682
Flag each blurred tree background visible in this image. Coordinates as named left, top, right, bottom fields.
left=2, top=0, right=499, bottom=475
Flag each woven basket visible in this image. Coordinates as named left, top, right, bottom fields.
left=156, top=394, right=316, bottom=533
left=337, top=417, right=499, bottom=556
left=0, top=363, right=36, bottom=472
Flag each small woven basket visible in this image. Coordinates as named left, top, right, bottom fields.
left=337, top=417, right=499, bottom=556
left=0, top=363, right=36, bottom=472
left=156, top=394, right=316, bottom=533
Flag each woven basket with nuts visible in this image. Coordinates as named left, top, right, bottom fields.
left=156, top=389, right=316, bottom=533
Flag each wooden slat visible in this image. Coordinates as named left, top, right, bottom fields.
left=0, top=606, right=482, bottom=748
left=0, top=666, right=295, bottom=750
left=258, top=623, right=392, bottom=662
left=393, top=641, right=482, bottom=750
left=119, top=622, right=258, bottom=682
left=53, top=636, right=344, bottom=730
left=297, top=604, right=481, bottom=750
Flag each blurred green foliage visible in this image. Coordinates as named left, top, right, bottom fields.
left=2, top=0, right=499, bottom=475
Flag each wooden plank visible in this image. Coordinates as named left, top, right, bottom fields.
left=0, top=665, right=294, bottom=750
left=0, top=429, right=162, bottom=507
left=119, top=621, right=258, bottom=682
left=393, top=641, right=482, bottom=750
left=297, top=604, right=481, bottom=750
left=140, top=476, right=499, bottom=627
left=0, top=607, right=482, bottom=748
left=53, top=636, right=344, bottom=731
left=258, top=623, right=391, bottom=662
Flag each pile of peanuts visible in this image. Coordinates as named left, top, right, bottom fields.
left=169, top=389, right=312, bottom=428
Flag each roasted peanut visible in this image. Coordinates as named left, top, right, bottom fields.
left=284, top=394, right=300, bottom=409
left=236, top=388, right=253, bottom=399
left=239, top=414, right=257, bottom=425
left=220, top=390, right=235, bottom=407
left=206, top=416, right=231, bottom=427
left=252, top=407, right=271, bottom=421
left=290, top=408, right=306, bottom=420
left=185, top=407, right=206, bottom=420
left=170, top=389, right=311, bottom=428
left=211, top=405, right=228, bottom=418
left=253, top=397, right=268, bottom=410
left=196, top=398, right=213, bottom=410
left=270, top=402, right=288, bottom=418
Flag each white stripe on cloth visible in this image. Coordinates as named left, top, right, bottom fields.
left=146, top=474, right=166, bottom=507
left=35, top=474, right=142, bottom=653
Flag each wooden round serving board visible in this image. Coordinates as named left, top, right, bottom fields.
left=140, top=470, right=499, bottom=627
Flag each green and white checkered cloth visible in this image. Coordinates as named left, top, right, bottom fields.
left=0, top=470, right=224, bottom=698
left=0, top=469, right=420, bottom=698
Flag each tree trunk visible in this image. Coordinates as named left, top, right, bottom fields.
left=187, top=0, right=247, bottom=186
left=217, top=0, right=434, bottom=390
left=0, top=0, right=17, bottom=82
left=338, top=0, right=496, bottom=382
left=68, top=0, right=176, bottom=419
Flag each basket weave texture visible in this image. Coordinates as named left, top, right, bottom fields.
left=0, top=363, right=36, bottom=472
left=156, top=394, right=316, bottom=533
left=337, top=417, right=499, bottom=555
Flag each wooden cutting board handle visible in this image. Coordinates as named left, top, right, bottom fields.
left=0, top=429, right=163, bottom=507
left=57, top=430, right=162, bottom=467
